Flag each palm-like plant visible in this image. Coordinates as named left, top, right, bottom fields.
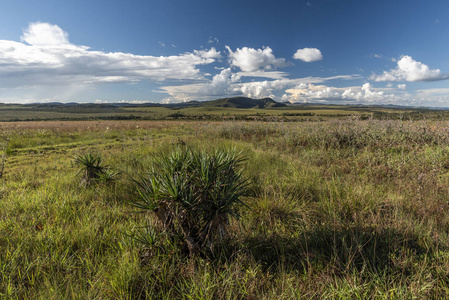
left=74, top=152, right=118, bottom=185
left=132, top=147, right=249, bottom=256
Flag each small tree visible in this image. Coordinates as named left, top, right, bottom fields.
left=132, top=147, right=249, bottom=256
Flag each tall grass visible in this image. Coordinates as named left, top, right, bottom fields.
left=1, top=119, right=449, bottom=298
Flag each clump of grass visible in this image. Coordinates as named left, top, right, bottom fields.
left=132, top=147, right=250, bottom=256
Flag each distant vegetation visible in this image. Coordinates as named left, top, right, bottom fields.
left=1, top=97, right=449, bottom=122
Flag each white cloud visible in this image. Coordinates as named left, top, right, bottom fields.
left=236, top=70, right=288, bottom=80
left=239, top=81, right=276, bottom=99
left=411, top=88, right=449, bottom=107
left=157, top=83, right=204, bottom=103
left=194, top=48, right=221, bottom=59
left=208, top=36, right=219, bottom=44
left=142, top=71, right=446, bottom=107
left=159, top=74, right=361, bottom=103
left=284, top=82, right=410, bottom=104
left=21, top=22, right=70, bottom=46
left=200, top=68, right=240, bottom=96
left=237, top=79, right=308, bottom=99
left=226, top=46, right=289, bottom=72
left=0, top=22, right=221, bottom=91
left=293, top=48, right=323, bottom=62
left=8, top=23, right=432, bottom=107
left=416, top=88, right=449, bottom=96
left=286, top=84, right=344, bottom=102
left=236, top=75, right=359, bottom=100
left=371, top=55, right=449, bottom=82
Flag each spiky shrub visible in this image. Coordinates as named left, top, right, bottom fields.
left=133, top=147, right=249, bottom=256
left=74, top=152, right=117, bottom=185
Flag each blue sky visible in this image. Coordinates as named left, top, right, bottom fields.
left=0, top=0, right=448, bottom=106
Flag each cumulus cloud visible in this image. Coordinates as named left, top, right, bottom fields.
left=200, top=68, right=241, bottom=96
left=284, top=82, right=409, bottom=104
left=237, top=79, right=308, bottom=99
left=371, top=55, right=449, bottom=82
left=159, top=73, right=360, bottom=103
left=286, top=84, right=344, bottom=102
left=6, top=22, right=423, bottom=106
left=194, top=48, right=221, bottom=59
left=226, top=46, right=289, bottom=72
left=293, top=48, right=323, bottom=62
left=0, top=22, right=221, bottom=90
left=157, top=83, right=205, bottom=103
left=239, top=81, right=277, bottom=99
left=21, top=22, right=70, bottom=46
left=236, top=75, right=359, bottom=99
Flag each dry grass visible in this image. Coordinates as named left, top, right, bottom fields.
left=0, top=120, right=207, bottom=131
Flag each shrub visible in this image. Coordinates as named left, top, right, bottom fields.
left=132, top=147, right=249, bottom=256
left=73, top=152, right=118, bottom=185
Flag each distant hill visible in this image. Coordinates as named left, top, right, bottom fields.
left=129, top=97, right=286, bottom=109
left=3, top=97, right=287, bottom=112
left=202, top=97, right=286, bottom=108
left=1, top=97, right=449, bottom=122
left=9, top=98, right=449, bottom=111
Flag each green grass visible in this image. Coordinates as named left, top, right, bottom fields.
left=2, top=119, right=449, bottom=298
left=0, top=102, right=448, bottom=121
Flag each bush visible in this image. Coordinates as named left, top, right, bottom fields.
left=132, top=147, right=249, bottom=256
left=73, top=152, right=118, bottom=185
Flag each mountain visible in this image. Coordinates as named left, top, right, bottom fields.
left=7, top=97, right=286, bottom=111
left=129, top=97, right=286, bottom=109
left=201, top=97, right=286, bottom=108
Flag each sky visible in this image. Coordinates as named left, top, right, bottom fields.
left=0, top=0, right=448, bottom=107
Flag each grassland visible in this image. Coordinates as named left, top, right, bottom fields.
left=0, top=101, right=448, bottom=122
left=2, top=117, right=449, bottom=298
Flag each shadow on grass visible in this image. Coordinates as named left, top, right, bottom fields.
left=212, top=225, right=438, bottom=276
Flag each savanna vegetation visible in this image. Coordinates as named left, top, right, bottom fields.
left=1, top=98, right=448, bottom=122
left=2, top=113, right=449, bottom=298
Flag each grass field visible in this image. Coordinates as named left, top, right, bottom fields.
left=0, top=105, right=361, bottom=121
left=2, top=118, right=449, bottom=298
left=0, top=102, right=446, bottom=122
